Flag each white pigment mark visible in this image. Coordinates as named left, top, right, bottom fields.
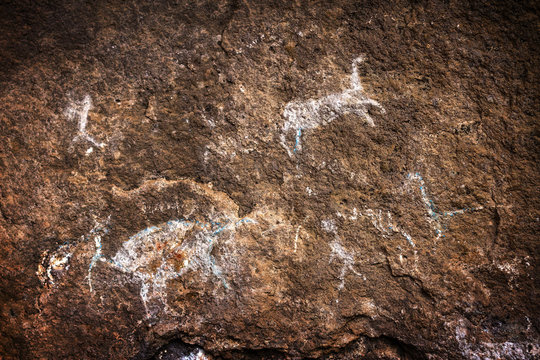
left=37, top=244, right=73, bottom=287
left=321, top=219, right=337, bottom=234
left=349, top=208, right=415, bottom=247
left=407, top=172, right=484, bottom=240
left=493, top=257, right=531, bottom=289
left=88, top=217, right=256, bottom=317
left=86, top=220, right=110, bottom=293
left=88, top=235, right=102, bottom=293
left=349, top=207, right=358, bottom=221
left=340, top=172, right=483, bottom=247
left=401, top=231, right=415, bottom=247
left=181, top=349, right=209, bottom=360
left=452, top=319, right=538, bottom=359
left=329, top=239, right=363, bottom=290
left=294, top=225, right=301, bottom=253
left=281, top=55, right=385, bottom=156
left=65, top=95, right=106, bottom=148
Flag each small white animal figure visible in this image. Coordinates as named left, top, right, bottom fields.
left=281, top=55, right=385, bottom=156
left=65, top=95, right=106, bottom=148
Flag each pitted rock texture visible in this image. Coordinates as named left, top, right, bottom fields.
left=0, top=1, right=539, bottom=359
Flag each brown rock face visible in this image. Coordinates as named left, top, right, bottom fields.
left=0, top=1, right=538, bottom=359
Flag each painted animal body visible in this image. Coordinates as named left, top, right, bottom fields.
left=281, top=56, right=385, bottom=155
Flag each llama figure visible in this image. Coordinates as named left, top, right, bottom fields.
left=281, top=56, right=385, bottom=156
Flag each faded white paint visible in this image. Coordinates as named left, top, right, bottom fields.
left=294, top=225, right=301, bottom=253
left=452, top=319, right=538, bottom=359
left=181, top=349, right=209, bottom=360
left=281, top=55, right=385, bottom=156
left=65, top=95, right=106, bottom=148
left=37, top=244, right=73, bottom=287
left=86, top=219, right=110, bottom=293
left=87, top=217, right=256, bottom=317
left=329, top=239, right=363, bottom=290
left=321, top=219, right=337, bottom=234
left=407, top=172, right=483, bottom=240
left=348, top=207, right=415, bottom=247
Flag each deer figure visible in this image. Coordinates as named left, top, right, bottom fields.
left=281, top=55, right=385, bottom=156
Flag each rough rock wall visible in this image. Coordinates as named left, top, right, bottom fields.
left=0, top=1, right=538, bottom=359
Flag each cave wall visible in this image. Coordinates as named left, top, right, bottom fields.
left=0, top=1, right=538, bottom=359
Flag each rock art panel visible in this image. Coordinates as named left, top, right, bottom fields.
left=0, top=1, right=538, bottom=359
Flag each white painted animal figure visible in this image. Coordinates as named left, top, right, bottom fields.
left=87, top=216, right=255, bottom=317
left=281, top=55, right=385, bottom=155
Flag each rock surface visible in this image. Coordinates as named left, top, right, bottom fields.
left=0, top=1, right=539, bottom=359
